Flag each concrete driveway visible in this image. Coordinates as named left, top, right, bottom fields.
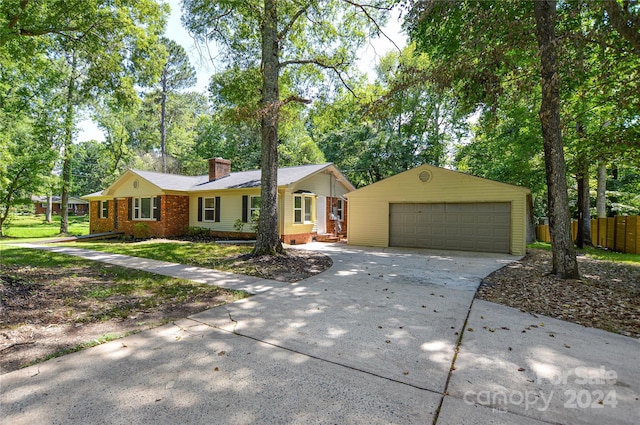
left=1, top=243, right=638, bottom=424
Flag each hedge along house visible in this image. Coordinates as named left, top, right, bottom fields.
left=346, top=164, right=530, bottom=255
left=82, top=158, right=354, bottom=243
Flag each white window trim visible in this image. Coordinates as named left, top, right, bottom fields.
left=294, top=194, right=314, bottom=224
left=133, top=196, right=157, bottom=221
left=250, top=196, right=260, bottom=222
left=100, top=200, right=108, bottom=219
left=304, top=197, right=312, bottom=222
left=203, top=197, right=216, bottom=222
left=336, top=199, right=344, bottom=221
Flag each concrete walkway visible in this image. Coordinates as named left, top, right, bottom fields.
left=1, top=243, right=638, bottom=424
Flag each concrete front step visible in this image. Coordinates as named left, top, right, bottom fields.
left=316, top=233, right=346, bottom=243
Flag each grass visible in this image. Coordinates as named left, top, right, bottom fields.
left=74, top=240, right=256, bottom=273
left=0, top=243, right=91, bottom=268
left=0, top=245, right=248, bottom=322
left=22, top=333, right=131, bottom=368
left=0, top=243, right=251, bottom=373
left=1, top=245, right=248, bottom=370
left=527, top=241, right=640, bottom=265
left=1, top=214, right=89, bottom=240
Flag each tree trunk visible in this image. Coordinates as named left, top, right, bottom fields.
left=160, top=69, right=167, bottom=173
left=253, top=0, right=284, bottom=256
left=596, top=161, right=607, bottom=218
left=0, top=202, right=8, bottom=237
left=46, top=194, right=52, bottom=223
left=575, top=161, right=592, bottom=248
left=60, top=52, right=77, bottom=236
left=534, top=0, right=579, bottom=278
left=603, top=0, right=640, bottom=55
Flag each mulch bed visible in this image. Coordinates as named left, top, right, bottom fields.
left=477, top=249, right=640, bottom=338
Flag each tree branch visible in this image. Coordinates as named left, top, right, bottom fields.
left=17, top=27, right=82, bottom=38
left=280, top=95, right=311, bottom=107
left=341, top=0, right=400, bottom=53
left=279, top=2, right=312, bottom=40
left=279, top=57, right=357, bottom=97
left=7, top=0, right=29, bottom=29
left=603, top=0, right=640, bottom=55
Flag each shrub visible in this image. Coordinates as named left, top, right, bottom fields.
left=233, top=219, right=245, bottom=232
left=133, top=222, right=149, bottom=239
left=187, top=227, right=211, bottom=238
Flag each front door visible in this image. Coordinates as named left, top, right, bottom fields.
left=317, top=196, right=326, bottom=234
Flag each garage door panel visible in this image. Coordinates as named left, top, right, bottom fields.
left=389, top=203, right=511, bottom=254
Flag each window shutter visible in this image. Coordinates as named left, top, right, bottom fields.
left=197, top=197, right=203, bottom=222
left=156, top=196, right=162, bottom=221
left=215, top=197, right=221, bottom=222
left=242, top=195, right=248, bottom=223
left=128, top=198, right=132, bottom=221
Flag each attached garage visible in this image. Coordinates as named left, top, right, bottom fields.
left=346, top=165, right=530, bottom=255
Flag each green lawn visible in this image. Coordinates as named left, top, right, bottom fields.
left=0, top=245, right=247, bottom=319
left=74, top=240, right=256, bottom=274
left=1, top=214, right=89, bottom=240
left=528, top=242, right=640, bottom=265
left=0, top=244, right=247, bottom=369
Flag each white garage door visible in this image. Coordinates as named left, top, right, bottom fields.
left=389, top=203, right=511, bottom=253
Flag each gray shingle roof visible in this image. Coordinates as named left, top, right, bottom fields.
left=190, top=163, right=332, bottom=191
left=131, top=169, right=206, bottom=191
left=82, top=163, right=345, bottom=198
left=129, top=163, right=334, bottom=192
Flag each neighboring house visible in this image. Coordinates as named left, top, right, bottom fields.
left=32, top=196, right=89, bottom=216
left=346, top=164, right=531, bottom=255
left=82, top=158, right=353, bottom=244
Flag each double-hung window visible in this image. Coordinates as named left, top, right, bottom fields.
left=250, top=196, right=261, bottom=221
left=336, top=199, right=344, bottom=221
left=203, top=197, right=216, bottom=221
left=198, top=196, right=219, bottom=222
left=100, top=200, right=109, bottom=219
left=294, top=194, right=314, bottom=224
left=134, top=197, right=158, bottom=220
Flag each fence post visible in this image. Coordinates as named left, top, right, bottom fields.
left=597, top=218, right=607, bottom=247
left=606, top=217, right=616, bottom=249
left=615, top=216, right=626, bottom=252
left=626, top=216, right=638, bottom=254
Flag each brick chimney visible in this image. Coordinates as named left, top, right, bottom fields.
left=208, top=157, right=231, bottom=181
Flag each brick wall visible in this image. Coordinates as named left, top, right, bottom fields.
left=281, top=232, right=316, bottom=245
left=34, top=203, right=48, bottom=215
left=163, top=195, right=190, bottom=236
left=90, top=201, right=115, bottom=233
left=116, top=195, right=189, bottom=238
left=35, top=203, right=88, bottom=216
left=325, top=197, right=347, bottom=235
left=34, top=203, right=62, bottom=215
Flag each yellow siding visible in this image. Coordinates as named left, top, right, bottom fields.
left=347, top=165, right=529, bottom=255
left=283, top=171, right=351, bottom=235
left=106, top=172, right=163, bottom=198
left=291, top=171, right=351, bottom=197
left=348, top=198, right=390, bottom=247
left=282, top=188, right=316, bottom=236
left=189, top=189, right=260, bottom=231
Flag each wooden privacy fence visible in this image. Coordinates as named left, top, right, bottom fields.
left=535, top=216, right=640, bottom=254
